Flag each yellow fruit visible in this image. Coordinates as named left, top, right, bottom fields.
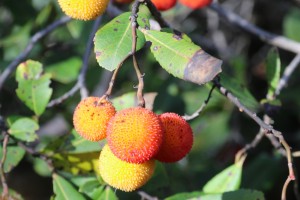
left=73, top=97, right=116, bottom=141
left=99, top=145, right=155, bottom=192
left=107, top=107, right=164, bottom=163
left=57, top=0, right=109, bottom=20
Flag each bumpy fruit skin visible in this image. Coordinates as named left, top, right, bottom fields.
left=179, top=0, right=212, bottom=9
left=155, top=113, right=193, bottom=162
left=107, top=107, right=163, bottom=163
left=151, top=0, right=177, bottom=11
left=99, top=145, right=155, bottom=192
left=58, top=0, right=109, bottom=20
left=73, top=97, right=116, bottom=141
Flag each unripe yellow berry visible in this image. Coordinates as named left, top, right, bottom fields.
left=57, top=0, right=109, bottom=20
left=99, top=145, right=155, bottom=192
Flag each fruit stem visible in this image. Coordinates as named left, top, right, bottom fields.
left=131, top=1, right=145, bottom=108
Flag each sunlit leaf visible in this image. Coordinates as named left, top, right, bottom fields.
left=94, top=12, right=149, bottom=71
left=52, top=152, right=99, bottom=175
left=8, top=117, right=39, bottom=142
left=141, top=29, right=222, bottom=85
left=98, top=186, right=118, bottom=200
left=16, top=60, right=52, bottom=116
left=53, top=173, right=86, bottom=200
left=203, top=159, right=245, bottom=193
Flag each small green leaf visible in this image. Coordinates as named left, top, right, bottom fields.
left=53, top=174, right=86, bottom=200
left=219, top=73, right=260, bottom=111
left=0, top=145, right=26, bottom=173
left=33, top=157, right=51, bottom=177
left=60, top=130, right=102, bottom=154
left=46, top=57, right=82, bottom=84
left=203, top=159, right=245, bottom=193
left=98, top=186, right=118, bottom=200
left=266, top=48, right=281, bottom=97
left=94, top=12, right=149, bottom=71
left=16, top=60, right=53, bottom=116
left=141, top=29, right=222, bottom=85
left=8, top=118, right=39, bottom=142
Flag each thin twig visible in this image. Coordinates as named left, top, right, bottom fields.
left=282, top=176, right=293, bottom=200
left=131, top=1, right=145, bottom=107
left=0, top=134, right=9, bottom=198
left=47, top=16, right=103, bottom=107
left=0, top=16, right=71, bottom=91
left=275, top=54, right=300, bottom=96
left=183, top=84, right=216, bottom=121
left=137, top=191, right=158, bottom=200
left=209, top=3, right=300, bottom=55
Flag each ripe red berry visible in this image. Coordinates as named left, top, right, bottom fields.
left=155, top=113, right=193, bottom=163
left=151, top=0, right=177, bottom=11
left=179, top=0, right=212, bottom=9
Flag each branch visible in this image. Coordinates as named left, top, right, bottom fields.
left=0, top=134, right=9, bottom=198
left=47, top=16, right=103, bottom=107
left=209, top=3, right=300, bottom=55
left=183, top=84, right=216, bottom=121
left=131, top=1, right=145, bottom=107
left=213, top=78, right=295, bottom=179
left=137, top=191, right=158, bottom=200
left=143, top=0, right=170, bottom=28
left=0, top=16, right=71, bottom=91
left=275, top=54, right=300, bottom=96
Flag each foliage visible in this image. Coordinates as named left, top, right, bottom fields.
left=0, top=0, right=300, bottom=200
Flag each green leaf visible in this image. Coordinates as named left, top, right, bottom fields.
left=0, top=145, right=26, bottom=173
left=222, top=189, right=265, bottom=200
left=219, top=73, right=260, bottom=111
left=79, top=180, right=104, bottom=199
left=60, top=130, right=102, bottom=154
left=8, top=118, right=39, bottom=142
left=166, top=189, right=264, bottom=200
left=33, top=157, right=52, bottom=177
left=141, top=29, right=222, bottom=85
left=98, top=186, right=118, bottom=200
left=52, top=152, right=99, bottom=175
left=16, top=60, right=53, bottom=116
left=166, top=192, right=221, bottom=200
left=203, top=159, right=245, bottom=193
left=46, top=57, right=82, bottom=84
left=53, top=173, right=86, bottom=200
left=94, top=12, right=150, bottom=71
left=266, top=48, right=281, bottom=97
left=284, top=8, right=300, bottom=42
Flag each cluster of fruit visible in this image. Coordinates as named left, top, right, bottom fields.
left=73, top=96, right=193, bottom=191
left=57, top=0, right=212, bottom=20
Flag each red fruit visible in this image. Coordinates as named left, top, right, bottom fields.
left=151, top=0, right=177, bottom=11
left=179, top=0, right=212, bottom=9
left=107, top=107, right=164, bottom=163
left=155, top=113, right=193, bottom=163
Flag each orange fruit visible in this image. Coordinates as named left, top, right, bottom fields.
left=151, top=0, right=177, bottom=11
left=58, top=0, right=109, bottom=20
left=73, top=97, right=116, bottom=141
left=179, top=0, right=212, bottom=9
